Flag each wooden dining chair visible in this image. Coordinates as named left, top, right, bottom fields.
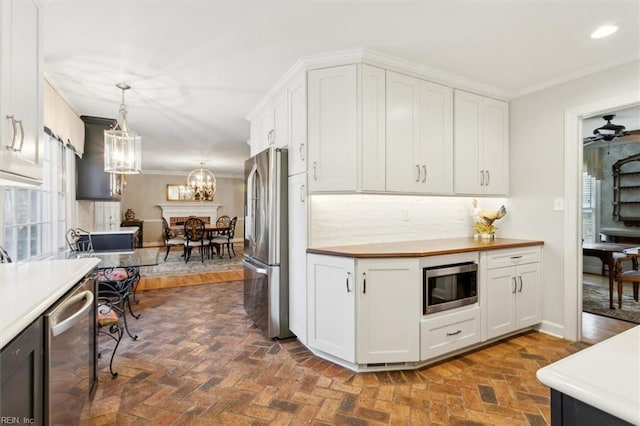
left=162, top=217, right=185, bottom=261
left=212, top=216, right=237, bottom=259
left=184, top=217, right=211, bottom=263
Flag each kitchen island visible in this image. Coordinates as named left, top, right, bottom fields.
left=537, top=325, right=640, bottom=425
left=90, top=226, right=140, bottom=251
left=301, top=237, right=544, bottom=372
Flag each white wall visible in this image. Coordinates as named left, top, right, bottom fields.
left=506, top=59, right=640, bottom=338
left=309, top=194, right=507, bottom=247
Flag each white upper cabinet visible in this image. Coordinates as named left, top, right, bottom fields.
left=288, top=72, right=307, bottom=176
left=0, top=0, right=43, bottom=185
left=307, top=65, right=358, bottom=192
left=250, top=89, right=288, bottom=156
left=307, top=64, right=386, bottom=192
left=453, top=90, right=508, bottom=195
left=386, top=71, right=453, bottom=194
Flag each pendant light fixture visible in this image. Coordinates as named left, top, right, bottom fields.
left=104, top=83, right=142, bottom=174
left=187, top=162, right=216, bottom=201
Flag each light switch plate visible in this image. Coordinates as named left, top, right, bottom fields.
left=553, top=197, right=564, bottom=211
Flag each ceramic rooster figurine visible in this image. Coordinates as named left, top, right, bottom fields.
left=472, top=199, right=507, bottom=237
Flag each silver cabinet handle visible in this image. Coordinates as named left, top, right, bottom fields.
left=480, top=170, right=485, bottom=186
left=362, top=272, right=366, bottom=294
left=518, top=276, right=523, bottom=292
left=299, top=143, right=305, bottom=161
left=512, top=277, right=517, bottom=293
left=422, top=165, right=427, bottom=183
left=15, top=119, right=24, bottom=152
left=446, top=330, right=462, bottom=336
left=485, top=170, right=490, bottom=186
left=313, top=161, right=318, bottom=180
left=299, top=184, right=305, bottom=203
left=5, top=115, right=17, bottom=150
left=510, top=256, right=522, bottom=260
left=346, top=272, right=351, bottom=293
left=415, top=164, right=420, bottom=182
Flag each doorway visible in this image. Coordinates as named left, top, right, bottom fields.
left=564, top=94, right=640, bottom=342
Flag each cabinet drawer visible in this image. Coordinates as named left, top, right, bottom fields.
left=484, top=246, right=541, bottom=270
left=420, top=307, right=481, bottom=360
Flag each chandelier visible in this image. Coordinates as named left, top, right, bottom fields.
left=104, top=83, right=142, bottom=174
left=187, top=162, right=216, bottom=200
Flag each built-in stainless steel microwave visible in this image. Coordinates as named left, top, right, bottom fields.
left=423, top=262, right=478, bottom=314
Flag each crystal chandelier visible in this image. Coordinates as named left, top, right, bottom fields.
left=104, top=83, right=142, bottom=174
left=187, top=162, right=216, bottom=200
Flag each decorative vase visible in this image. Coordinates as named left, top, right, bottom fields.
left=474, top=233, right=496, bottom=240
left=124, top=208, right=135, bottom=221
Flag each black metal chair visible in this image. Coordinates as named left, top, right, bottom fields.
left=97, top=268, right=140, bottom=340
left=184, top=217, right=211, bottom=263
left=0, top=245, right=12, bottom=263
left=211, top=216, right=237, bottom=259
left=65, top=228, right=93, bottom=252
left=162, top=217, right=184, bottom=261
left=96, top=295, right=124, bottom=378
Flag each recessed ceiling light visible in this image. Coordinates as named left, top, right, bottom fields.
left=591, top=25, right=618, bottom=39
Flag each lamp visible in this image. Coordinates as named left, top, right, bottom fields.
left=187, top=162, right=216, bottom=201
left=104, top=83, right=142, bottom=174
left=593, top=114, right=626, bottom=142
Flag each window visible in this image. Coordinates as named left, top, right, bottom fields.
left=1, top=133, right=73, bottom=261
left=582, top=171, right=599, bottom=243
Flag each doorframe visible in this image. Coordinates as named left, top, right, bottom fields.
left=563, top=93, right=640, bottom=341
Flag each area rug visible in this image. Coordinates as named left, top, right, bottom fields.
left=139, top=245, right=243, bottom=278
left=582, top=282, right=640, bottom=324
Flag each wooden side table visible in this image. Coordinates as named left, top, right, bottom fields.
left=120, top=220, right=143, bottom=248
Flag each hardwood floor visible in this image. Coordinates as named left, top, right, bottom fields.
left=581, top=273, right=637, bottom=345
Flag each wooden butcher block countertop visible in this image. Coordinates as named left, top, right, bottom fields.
left=307, top=237, right=544, bottom=258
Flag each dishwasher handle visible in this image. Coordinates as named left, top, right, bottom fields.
left=50, top=290, right=94, bottom=337
left=242, top=258, right=268, bottom=275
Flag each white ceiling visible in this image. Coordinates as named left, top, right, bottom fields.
left=43, top=1, right=640, bottom=177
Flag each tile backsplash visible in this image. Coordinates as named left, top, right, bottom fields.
left=309, top=194, right=508, bottom=247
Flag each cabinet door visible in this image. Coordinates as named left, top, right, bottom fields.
left=250, top=118, right=265, bottom=156
left=0, top=0, right=42, bottom=184
left=453, top=90, right=483, bottom=194
left=481, top=98, right=509, bottom=195
left=385, top=71, right=422, bottom=192
left=307, top=254, right=355, bottom=362
left=419, top=81, right=453, bottom=194
left=514, top=262, right=541, bottom=329
left=357, top=258, right=420, bottom=363
left=485, top=267, right=516, bottom=339
left=0, top=317, right=43, bottom=424
left=360, top=64, right=386, bottom=192
left=288, top=73, right=307, bottom=176
left=288, top=173, right=307, bottom=343
left=307, top=65, right=357, bottom=192
left=272, top=90, right=288, bottom=148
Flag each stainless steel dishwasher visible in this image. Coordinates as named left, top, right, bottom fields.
left=44, top=274, right=96, bottom=425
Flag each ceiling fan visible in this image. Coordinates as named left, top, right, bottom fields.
left=583, top=114, right=640, bottom=146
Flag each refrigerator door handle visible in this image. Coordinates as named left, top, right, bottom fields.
left=243, top=259, right=268, bottom=275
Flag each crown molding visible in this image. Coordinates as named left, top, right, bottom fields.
left=513, top=56, right=640, bottom=98
left=246, top=48, right=514, bottom=120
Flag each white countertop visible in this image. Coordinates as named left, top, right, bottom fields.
left=537, top=325, right=640, bottom=425
left=91, top=226, right=139, bottom=235
left=0, top=258, right=100, bottom=349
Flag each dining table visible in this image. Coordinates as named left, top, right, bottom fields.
left=582, top=242, right=639, bottom=308
left=169, top=224, right=230, bottom=258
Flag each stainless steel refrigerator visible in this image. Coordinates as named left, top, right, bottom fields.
left=243, top=147, right=293, bottom=339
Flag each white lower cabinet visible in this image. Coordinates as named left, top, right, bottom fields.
left=356, top=259, right=420, bottom=364
left=307, top=254, right=356, bottom=362
left=484, top=247, right=542, bottom=340
left=420, top=306, right=481, bottom=360
left=307, top=254, right=420, bottom=365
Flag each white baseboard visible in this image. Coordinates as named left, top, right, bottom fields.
left=537, top=320, right=567, bottom=340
